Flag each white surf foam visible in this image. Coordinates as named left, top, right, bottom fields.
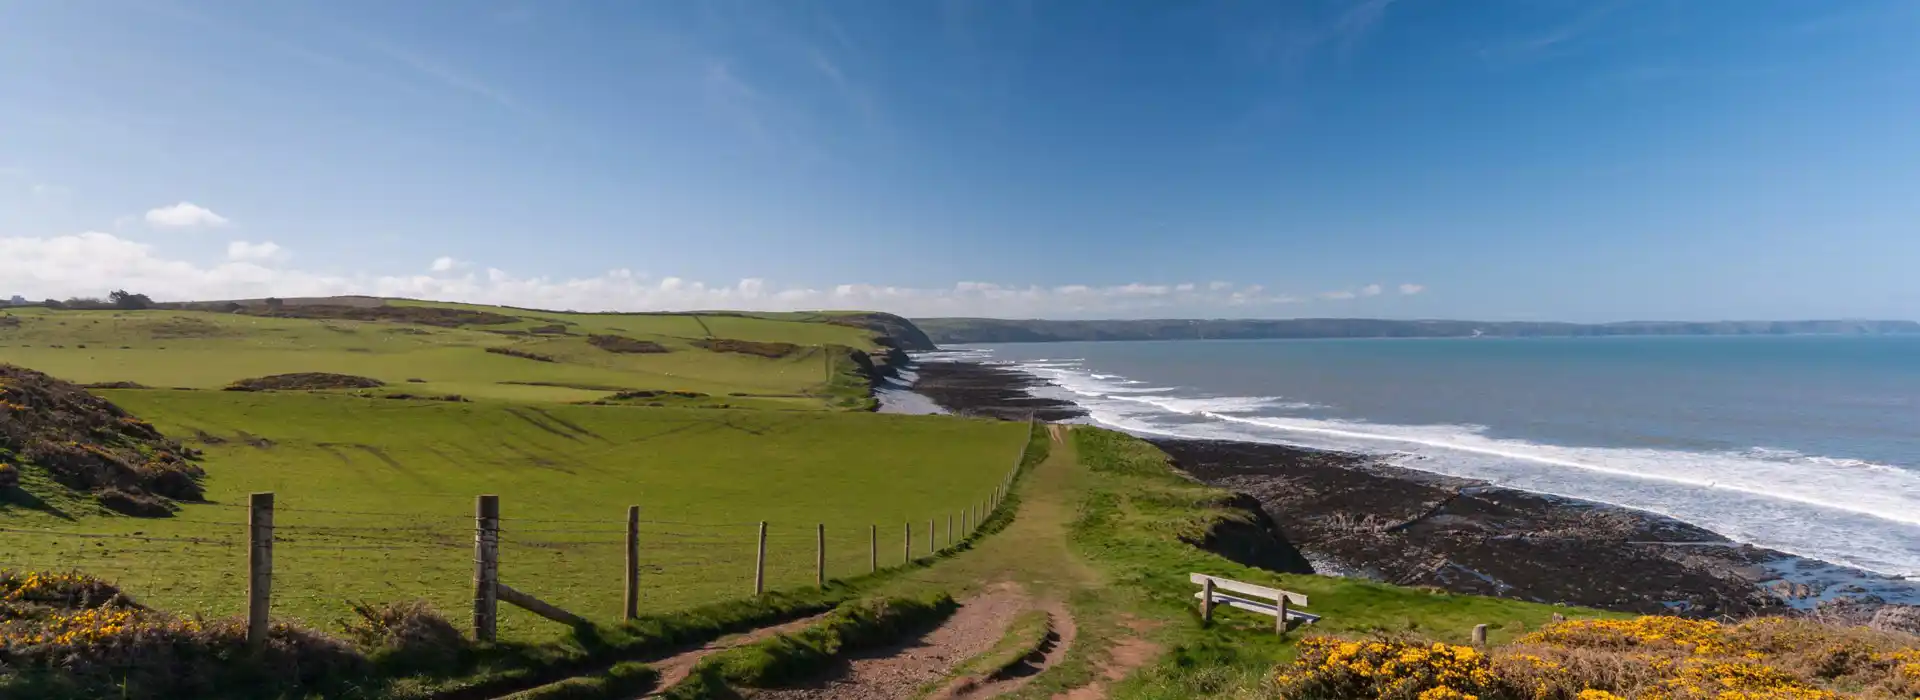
left=998, top=357, right=1920, bottom=577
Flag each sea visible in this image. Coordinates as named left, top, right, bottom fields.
left=906, top=335, right=1920, bottom=583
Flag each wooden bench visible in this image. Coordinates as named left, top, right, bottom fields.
left=1191, top=572, right=1320, bottom=634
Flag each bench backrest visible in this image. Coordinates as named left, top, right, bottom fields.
left=1190, top=572, right=1308, bottom=606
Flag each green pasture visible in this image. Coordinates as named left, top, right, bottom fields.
left=0, top=305, right=875, bottom=406
left=386, top=300, right=877, bottom=349
left=0, top=390, right=1026, bottom=641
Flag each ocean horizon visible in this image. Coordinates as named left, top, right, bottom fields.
left=912, top=335, right=1920, bottom=581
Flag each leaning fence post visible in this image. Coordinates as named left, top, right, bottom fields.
left=474, top=494, right=500, bottom=643
left=624, top=505, right=639, bottom=621
left=869, top=524, right=878, bottom=573
left=754, top=521, right=768, bottom=596
left=1472, top=624, right=1488, bottom=647
left=816, top=523, right=826, bottom=588
left=904, top=521, right=912, bottom=564
left=947, top=514, right=954, bottom=548
left=928, top=518, right=934, bottom=553
left=247, top=492, right=273, bottom=648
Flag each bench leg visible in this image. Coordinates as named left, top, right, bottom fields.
left=1277, top=597, right=1290, bottom=636
left=1200, top=579, right=1214, bottom=624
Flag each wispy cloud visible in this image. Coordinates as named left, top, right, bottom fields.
left=357, top=36, right=520, bottom=112
left=2, top=230, right=1402, bottom=318
left=704, top=61, right=771, bottom=143
left=1475, top=0, right=1628, bottom=68
left=1332, top=0, right=1399, bottom=58
left=807, top=46, right=883, bottom=129
left=226, top=240, right=287, bottom=262
left=144, top=202, right=230, bottom=229
left=1399, top=283, right=1425, bottom=295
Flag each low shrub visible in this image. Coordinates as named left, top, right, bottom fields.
left=587, top=334, right=669, bottom=354
left=224, top=372, right=386, bottom=391
left=691, top=338, right=798, bottom=358
left=1268, top=616, right=1920, bottom=700
left=339, top=599, right=468, bottom=671
left=0, top=571, right=365, bottom=699
left=487, top=347, right=558, bottom=363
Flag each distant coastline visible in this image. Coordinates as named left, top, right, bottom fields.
left=912, top=317, right=1920, bottom=345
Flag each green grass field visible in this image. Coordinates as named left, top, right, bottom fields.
left=0, top=303, right=876, bottom=406
left=0, top=299, right=1028, bottom=643
left=1, top=389, right=1024, bottom=640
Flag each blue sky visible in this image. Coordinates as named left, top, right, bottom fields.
left=4, top=0, right=1918, bottom=320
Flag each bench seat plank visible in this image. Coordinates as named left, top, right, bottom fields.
left=1189, top=573, right=1308, bottom=606
left=1193, top=591, right=1322, bottom=623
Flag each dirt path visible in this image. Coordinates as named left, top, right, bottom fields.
left=639, top=612, right=835, bottom=697
left=1051, top=618, right=1161, bottom=700
left=751, top=585, right=1034, bottom=700
left=929, top=599, right=1078, bottom=700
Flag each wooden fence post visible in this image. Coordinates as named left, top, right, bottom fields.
left=1199, top=577, right=1214, bottom=624
left=1472, top=624, right=1488, bottom=647
left=928, top=518, right=934, bottom=553
left=947, top=514, right=953, bottom=547
left=754, top=521, right=768, bottom=596
left=869, top=524, right=877, bottom=573
left=903, top=522, right=912, bottom=564
left=474, top=494, right=500, bottom=643
left=816, top=523, right=826, bottom=588
left=247, top=492, right=273, bottom=648
left=624, top=505, right=639, bottom=622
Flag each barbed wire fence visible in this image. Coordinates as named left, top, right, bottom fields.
left=1, top=416, right=1039, bottom=644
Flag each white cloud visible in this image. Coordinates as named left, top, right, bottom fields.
left=1359, top=283, right=1383, bottom=297
left=226, top=240, right=287, bottom=262
left=0, top=230, right=1403, bottom=318
left=1319, top=290, right=1357, bottom=300
left=144, top=202, right=230, bottom=229
left=1398, top=283, right=1426, bottom=295
left=430, top=256, right=462, bottom=272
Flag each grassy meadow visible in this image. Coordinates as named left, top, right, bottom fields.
left=0, top=304, right=874, bottom=406
left=0, top=300, right=1024, bottom=642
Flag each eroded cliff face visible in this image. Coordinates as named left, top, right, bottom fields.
left=1182, top=491, right=1316, bottom=575
left=828, top=312, right=939, bottom=351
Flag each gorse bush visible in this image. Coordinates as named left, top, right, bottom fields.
left=340, top=599, right=469, bottom=671
left=1269, top=616, right=1920, bottom=700
left=0, top=570, right=364, bottom=699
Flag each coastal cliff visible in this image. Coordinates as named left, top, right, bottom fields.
left=914, top=317, right=1920, bottom=345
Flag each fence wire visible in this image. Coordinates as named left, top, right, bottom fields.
left=2, top=417, right=1038, bottom=639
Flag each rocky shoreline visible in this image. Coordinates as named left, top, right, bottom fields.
left=907, top=359, right=1920, bottom=631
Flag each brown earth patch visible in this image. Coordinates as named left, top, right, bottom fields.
left=587, top=334, right=670, bottom=354
left=753, top=584, right=1033, bottom=700
left=500, top=380, right=637, bottom=392
left=81, top=381, right=149, bottom=390
left=485, top=347, right=557, bottom=363
left=224, top=373, right=386, bottom=392
left=931, top=600, right=1078, bottom=700
left=643, top=612, right=838, bottom=697
left=1052, top=617, right=1161, bottom=700
left=243, top=303, right=518, bottom=327
left=693, top=338, right=800, bottom=358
